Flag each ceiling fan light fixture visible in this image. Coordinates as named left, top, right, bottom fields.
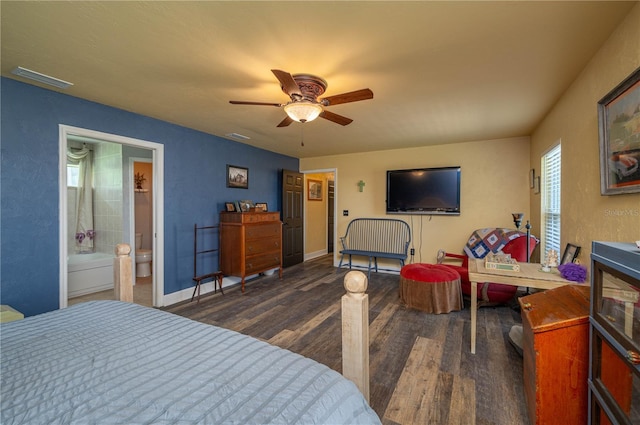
left=284, top=101, right=323, bottom=123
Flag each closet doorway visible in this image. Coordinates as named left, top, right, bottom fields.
left=302, top=169, right=337, bottom=263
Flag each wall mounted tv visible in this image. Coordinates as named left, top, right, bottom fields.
left=386, top=166, right=461, bottom=215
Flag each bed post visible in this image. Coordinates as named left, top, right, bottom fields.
left=114, top=243, right=133, bottom=302
left=342, top=270, right=370, bottom=402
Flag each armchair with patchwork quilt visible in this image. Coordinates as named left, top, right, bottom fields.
left=437, top=228, right=539, bottom=305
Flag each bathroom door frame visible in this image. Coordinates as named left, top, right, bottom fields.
left=59, top=124, right=165, bottom=308
left=129, top=157, right=153, bottom=285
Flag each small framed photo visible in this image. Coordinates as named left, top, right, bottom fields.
left=227, top=165, right=248, bottom=189
left=561, top=243, right=581, bottom=265
left=255, top=202, right=268, bottom=212
left=598, top=67, right=640, bottom=195
left=224, top=202, right=236, bottom=212
left=307, top=179, right=322, bottom=201
left=239, top=200, right=254, bottom=212
left=529, top=169, right=535, bottom=189
left=534, top=176, right=540, bottom=194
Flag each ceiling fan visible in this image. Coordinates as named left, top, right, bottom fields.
left=229, top=69, right=373, bottom=127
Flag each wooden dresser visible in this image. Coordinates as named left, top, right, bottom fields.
left=219, top=211, right=283, bottom=292
left=519, top=284, right=591, bottom=425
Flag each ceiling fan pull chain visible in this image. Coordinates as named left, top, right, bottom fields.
left=300, top=125, right=305, bottom=147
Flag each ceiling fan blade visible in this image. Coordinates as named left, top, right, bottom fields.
left=319, top=110, right=353, bottom=126
left=277, top=116, right=294, bottom=127
left=229, top=100, right=283, bottom=106
left=271, top=69, right=302, bottom=98
left=321, top=88, right=373, bottom=106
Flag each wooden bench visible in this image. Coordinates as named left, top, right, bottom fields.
left=338, top=218, right=411, bottom=278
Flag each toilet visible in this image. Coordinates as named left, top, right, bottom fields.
left=135, top=233, right=153, bottom=277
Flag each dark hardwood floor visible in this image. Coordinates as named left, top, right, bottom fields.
left=163, top=256, right=530, bottom=425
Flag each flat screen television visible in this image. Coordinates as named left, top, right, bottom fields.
left=386, top=166, right=461, bottom=215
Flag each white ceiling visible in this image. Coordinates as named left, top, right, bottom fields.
left=1, top=1, right=635, bottom=158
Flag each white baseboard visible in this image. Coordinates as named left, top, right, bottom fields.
left=162, top=275, right=242, bottom=306
left=305, top=249, right=328, bottom=261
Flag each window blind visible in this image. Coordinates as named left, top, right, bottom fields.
left=541, top=144, right=561, bottom=259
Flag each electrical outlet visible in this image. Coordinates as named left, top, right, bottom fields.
left=410, top=248, right=415, bottom=255
left=343, top=210, right=349, bottom=216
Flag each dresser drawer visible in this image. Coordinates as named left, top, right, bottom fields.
left=246, top=223, right=281, bottom=239
left=243, top=212, right=280, bottom=223
left=245, top=252, right=281, bottom=274
left=220, top=211, right=280, bottom=224
left=246, top=237, right=280, bottom=255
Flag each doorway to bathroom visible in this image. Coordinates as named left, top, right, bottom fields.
left=131, top=158, right=153, bottom=302
left=59, top=125, right=164, bottom=309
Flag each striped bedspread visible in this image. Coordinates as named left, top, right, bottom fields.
left=1, top=301, right=380, bottom=424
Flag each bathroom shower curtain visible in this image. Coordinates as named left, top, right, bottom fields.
left=67, top=147, right=94, bottom=252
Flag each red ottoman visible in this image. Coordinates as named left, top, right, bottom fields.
left=399, top=264, right=463, bottom=314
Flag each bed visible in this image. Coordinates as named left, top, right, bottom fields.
left=1, top=300, right=381, bottom=424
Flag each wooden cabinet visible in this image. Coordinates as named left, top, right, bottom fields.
left=589, top=242, right=639, bottom=425
left=519, top=284, right=591, bottom=425
left=220, top=211, right=283, bottom=292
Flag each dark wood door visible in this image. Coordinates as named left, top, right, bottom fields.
left=327, top=180, right=334, bottom=253
left=281, top=169, right=304, bottom=267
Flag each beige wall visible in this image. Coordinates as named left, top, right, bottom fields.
left=302, top=5, right=640, bottom=271
left=530, top=4, right=640, bottom=267
left=301, top=137, right=531, bottom=267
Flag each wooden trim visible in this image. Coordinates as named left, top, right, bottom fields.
left=114, top=243, right=133, bottom=302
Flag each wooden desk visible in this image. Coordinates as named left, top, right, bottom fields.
left=467, top=259, right=578, bottom=354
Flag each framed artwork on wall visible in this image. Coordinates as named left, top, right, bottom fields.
left=227, top=165, right=248, bottom=189
left=529, top=169, right=535, bottom=189
left=307, top=179, right=322, bottom=201
left=598, top=67, right=640, bottom=195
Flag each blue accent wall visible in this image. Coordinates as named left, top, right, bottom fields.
left=1, top=78, right=298, bottom=316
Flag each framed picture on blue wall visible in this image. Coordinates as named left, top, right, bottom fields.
left=227, top=165, right=248, bottom=189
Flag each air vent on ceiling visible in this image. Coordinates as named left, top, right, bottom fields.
left=226, top=133, right=251, bottom=141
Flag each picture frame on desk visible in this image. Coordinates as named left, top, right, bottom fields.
left=255, top=202, right=268, bottom=212
left=560, top=243, right=581, bottom=264
left=598, top=67, right=640, bottom=195
left=224, top=202, right=236, bottom=212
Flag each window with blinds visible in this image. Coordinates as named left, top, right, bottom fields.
left=541, top=144, right=561, bottom=258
